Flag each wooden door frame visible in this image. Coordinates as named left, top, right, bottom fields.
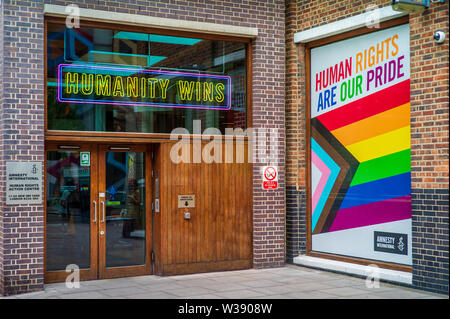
left=97, top=144, right=153, bottom=279
left=44, top=142, right=99, bottom=283
left=44, top=142, right=153, bottom=283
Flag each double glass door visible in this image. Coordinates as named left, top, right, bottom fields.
left=45, top=143, right=151, bottom=282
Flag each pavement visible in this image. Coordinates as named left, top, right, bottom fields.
left=1, top=265, right=447, bottom=299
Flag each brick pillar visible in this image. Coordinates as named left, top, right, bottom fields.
left=285, top=0, right=308, bottom=260
left=0, top=0, right=45, bottom=296
left=0, top=0, right=5, bottom=296
left=251, top=4, right=286, bottom=267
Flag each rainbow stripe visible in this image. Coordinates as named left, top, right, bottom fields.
left=311, top=79, right=411, bottom=233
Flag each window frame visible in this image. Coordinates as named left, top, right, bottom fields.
left=304, top=16, right=412, bottom=272
left=44, top=16, right=253, bottom=142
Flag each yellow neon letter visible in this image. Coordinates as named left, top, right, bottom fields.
left=127, top=77, right=139, bottom=98
left=214, top=83, right=225, bottom=103
left=65, top=72, right=79, bottom=94
left=158, top=79, right=169, bottom=99
left=203, top=82, right=214, bottom=102
left=140, top=77, right=147, bottom=98
left=148, top=78, right=158, bottom=98
left=177, top=80, right=195, bottom=101
left=81, top=73, right=94, bottom=95
left=195, top=81, right=201, bottom=101
left=112, top=76, right=125, bottom=97
left=96, top=75, right=111, bottom=96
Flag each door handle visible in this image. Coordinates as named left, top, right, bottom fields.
left=101, top=201, right=105, bottom=223
left=93, top=200, right=97, bottom=223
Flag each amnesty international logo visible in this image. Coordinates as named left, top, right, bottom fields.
left=374, top=231, right=408, bottom=255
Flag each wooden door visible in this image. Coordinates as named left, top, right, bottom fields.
left=152, top=141, right=253, bottom=275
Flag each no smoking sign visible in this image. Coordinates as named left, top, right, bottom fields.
left=262, top=166, right=278, bottom=190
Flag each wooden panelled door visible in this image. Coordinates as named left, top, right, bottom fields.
left=45, top=143, right=152, bottom=283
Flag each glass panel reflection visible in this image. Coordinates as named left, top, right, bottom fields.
left=105, top=152, right=146, bottom=268
left=46, top=151, right=91, bottom=271
left=46, top=22, right=247, bottom=133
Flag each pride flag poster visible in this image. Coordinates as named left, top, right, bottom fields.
left=309, top=24, right=412, bottom=265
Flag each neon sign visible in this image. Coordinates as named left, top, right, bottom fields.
left=57, top=64, right=231, bottom=110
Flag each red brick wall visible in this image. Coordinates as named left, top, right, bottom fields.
left=0, top=0, right=285, bottom=295
left=285, top=0, right=449, bottom=294
left=408, top=2, right=449, bottom=294
left=409, top=4, right=449, bottom=190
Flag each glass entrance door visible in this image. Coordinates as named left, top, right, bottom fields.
left=45, top=143, right=151, bottom=282
left=98, top=145, right=151, bottom=279
left=45, top=144, right=98, bottom=282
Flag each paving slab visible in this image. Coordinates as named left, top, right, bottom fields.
left=372, top=289, right=444, bottom=299
left=101, top=286, right=148, bottom=297
left=214, top=289, right=266, bottom=299
left=284, top=291, right=338, bottom=299
left=163, top=287, right=215, bottom=298
left=59, top=291, right=109, bottom=299
left=318, top=286, right=374, bottom=297
left=1, top=265, right=447, bottom=299
left=125, top=291, right=179, bottom=299
left=238, top=279, right=285, bottom=288
left=183, top=293, right=224, bottom=299
left=200, top=282, right=249, bottom=292
left=139, top=282, right=188, bottom=291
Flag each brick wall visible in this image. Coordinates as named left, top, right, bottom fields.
left=0, top=0, right=285, bottom=295
left=412, top=189, right=449, bottom=293
left=0, top=0, right=46, bottom=296
left=286, top=186, right=306, bottom=260
left=0, top=0, right=4, bottom=296
left=409, top=2, right=449, bottom=294
left=285, top=0, right=448, bottom=294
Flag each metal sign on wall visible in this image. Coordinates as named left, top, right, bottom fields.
left=57, top=64, right=231, bottom=110
left=6, top=162, right=43, bottom=205
left=262, top=166, right=278, bottom=190
left=178, top=195, right=195, bottom=208
left=309, top=24, right=412, bottom=266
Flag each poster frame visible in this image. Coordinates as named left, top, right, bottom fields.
left=304, top=16, right=412, bottom=273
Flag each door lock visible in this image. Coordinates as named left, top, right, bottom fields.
left=100, top=230, right=105, bottom=235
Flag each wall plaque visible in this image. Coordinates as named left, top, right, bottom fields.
left=6, top=162, right=42, bottom=205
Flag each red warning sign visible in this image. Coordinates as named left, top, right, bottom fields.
left=262, top=166, right=278, bottom=190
